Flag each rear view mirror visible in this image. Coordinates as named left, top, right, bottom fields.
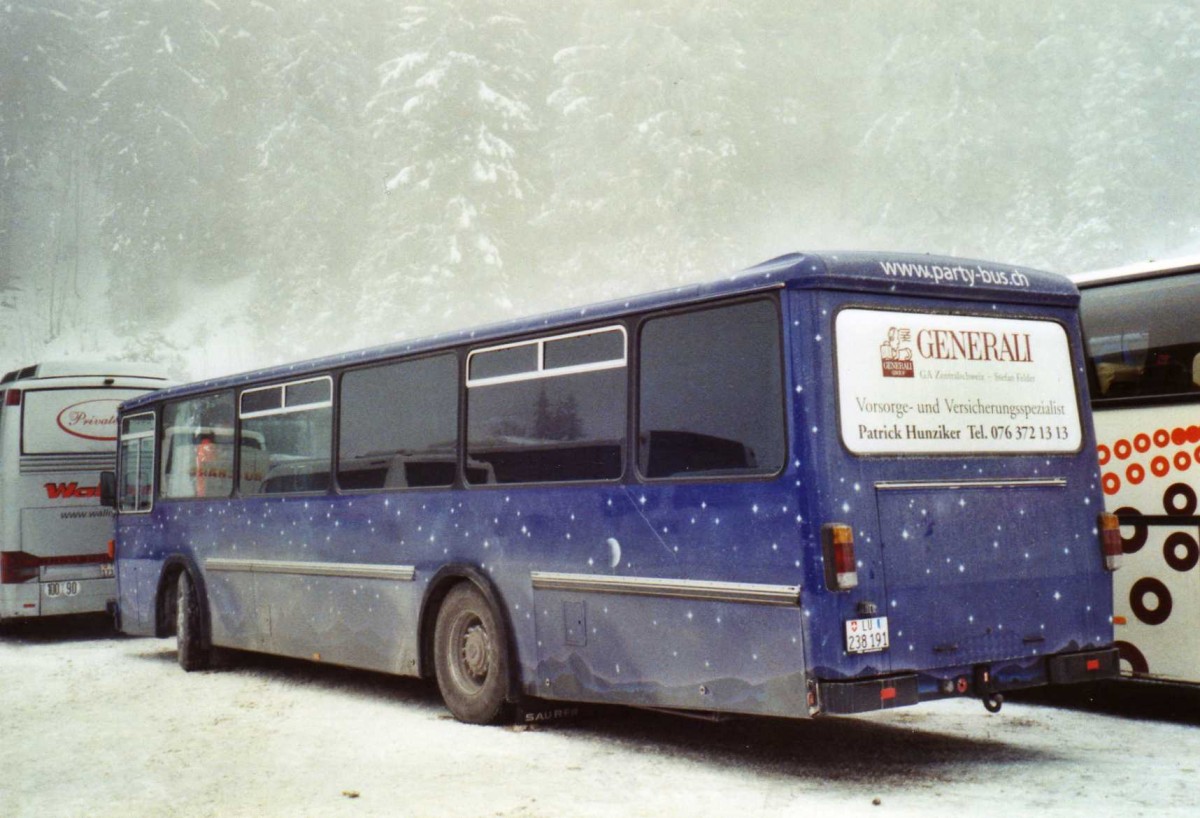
left=99, top=471, right=117, bottom=509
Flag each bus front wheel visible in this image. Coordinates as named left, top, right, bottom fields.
left=175, top=571, right=211, bottom=672
left=433, top=583, right=511, bottom=724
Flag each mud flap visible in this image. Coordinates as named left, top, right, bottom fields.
left=1047, top=647, right=1120, bottom=685
left=514, top=697, right=588, bottom=726
left=817, top=673, right=920, bottom=714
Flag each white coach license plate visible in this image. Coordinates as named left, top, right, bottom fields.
left=846, top=616, right=889, bottom=653
left=45, top=581, right=81, bottom=598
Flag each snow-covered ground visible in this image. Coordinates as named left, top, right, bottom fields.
left=1, top=616, right=1196, bottom=817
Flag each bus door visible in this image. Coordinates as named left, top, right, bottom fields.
left=825, top=301, right=1105, bottom=686
left=114, top=411, right=159, bottom=631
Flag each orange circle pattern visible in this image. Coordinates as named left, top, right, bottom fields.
left=1101, top=425, right=1200, bottom=496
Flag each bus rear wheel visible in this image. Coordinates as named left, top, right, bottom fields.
left=175, top=571, right=210, bottom=672
left=433, top=583, right=511, bottom=724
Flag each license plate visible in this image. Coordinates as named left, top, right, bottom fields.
left=845, top=616, right=890, bottom=653
left=45, top=581, right=81, bottom=598
left=100, top=563, right=115, bottom=579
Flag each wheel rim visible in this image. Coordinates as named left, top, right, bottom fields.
left=452, top=612, right=492, bottom=694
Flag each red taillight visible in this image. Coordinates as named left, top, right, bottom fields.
left=3, top=388, right=20, bottom=407
left=0, top=551, right=39, bottom=584
left=107, top=539, right=116, bottom=560
left=824, top=523, right=858, bottom=590
left=0, top=551, right=108, bottom=583
left=1099, top=511, right=1122, bottom=571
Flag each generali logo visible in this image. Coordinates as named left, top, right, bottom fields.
left=56, top=399, right=120, bottom=442
left=44, top=482, right=100, bottom=500
left=880, top=327, right=915, bottom=378
left=915, top=328, right=1033, bottom=363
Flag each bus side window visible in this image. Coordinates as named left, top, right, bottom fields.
left=338, top=354, right=458, bottom=491
left=118, top=439, right=139, bottom=509
left=240, top=377, right=333, bottom=496
left=161, top=392, right=235, bottom=500
left=638, top=299, right=785, bottom=479
left=466, top=327, right=627, bottom=484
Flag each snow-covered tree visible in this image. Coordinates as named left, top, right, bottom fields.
left=538, top=1, right=765, bottom=304
left=240, top=0, right=383, bottom=363
left=1051, top=4, right=1200, bottom=270
left=92, top=0, right=256, bottom=331
left=4, top=2, right=1200, bottom=374
left=0, top=1, right=106, bottom=356
left=355, top=1, right=543, bottom=343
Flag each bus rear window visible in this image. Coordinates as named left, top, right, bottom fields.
left=22, top=389, right=147, bottom=455
left=836, top=309, right=1082, bottom=455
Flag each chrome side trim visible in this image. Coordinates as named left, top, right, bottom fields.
left=530, top=571, right=800, bottom=606
left=205, top=558, right=415, bottom=582
left=875, top=478, right=1067, bottom=491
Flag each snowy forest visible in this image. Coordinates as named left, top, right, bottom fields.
left=2, top=2, right=1199, bottom=380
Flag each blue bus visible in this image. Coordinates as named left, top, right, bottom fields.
left=105, top=252, right=1118, bottom=723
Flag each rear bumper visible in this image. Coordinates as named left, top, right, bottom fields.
left=815, top=646, right=1119, bottom=715
left=0, top=576, right=116, bottom=619
left=817, top=673, right=921, bottom=714
left=1046, top=647, right=1120, bottom=685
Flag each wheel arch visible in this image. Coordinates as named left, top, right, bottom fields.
left=154, top=554, right=211, bottom=649
left=418, top=563, right=520, bottom=702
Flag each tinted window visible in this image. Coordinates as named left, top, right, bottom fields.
left=544, top=330, right=625, bottom=370
left=122, top=414, right=154, bottom=436
left=639, top=299, right=784, bottom=478
left=339, top=354, right=458, bottom=490
left=161, top=393, right=236, bottom=499
left=241, top=386, right=282, bottom=415
left=468, top=342, right=626, bottom=484
left=1080, top=272, right=1200, bottom=400
left=469, top=344, right=538, bottom=381
left=286, top=378, right=331, bottom=408
left=118, top=440, right=138, bottom=509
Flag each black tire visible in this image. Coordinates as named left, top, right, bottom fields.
left=433, top=583, right=512, bottom=724
left=175, top=571, right=211, bottom=672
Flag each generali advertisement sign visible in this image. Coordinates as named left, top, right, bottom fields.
left=836, top=309, right=1082, bottom=455
left=21, top=389, right=146, bottom=455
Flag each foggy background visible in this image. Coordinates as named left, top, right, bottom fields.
left=2, top=2, right=1198, bottom=380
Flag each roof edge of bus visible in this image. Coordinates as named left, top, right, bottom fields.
left=1070, top=253, right=1200, bottom=287
left=118, top=250, right=1073, bottom=410
left=798, top=251, right=1075, bottom=304
left=1, top=360, right=172, bottom=384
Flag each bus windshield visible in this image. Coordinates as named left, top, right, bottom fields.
left=836, top=308, right=1083, bottom=455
